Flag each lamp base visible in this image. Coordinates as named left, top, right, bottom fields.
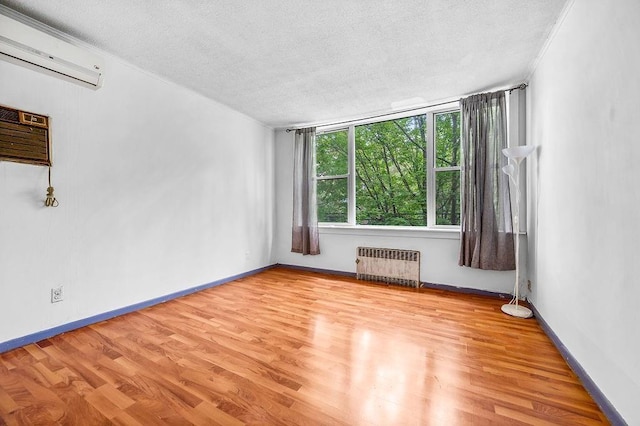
left=501, top=303, right=533, bottom=319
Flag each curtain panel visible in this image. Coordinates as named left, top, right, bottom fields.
left=291, top=127, right=321, bottom=255
left=458, top=91, right=515, bottom=270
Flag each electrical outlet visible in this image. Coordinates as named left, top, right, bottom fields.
left=51, top=286, right=63, bottom=303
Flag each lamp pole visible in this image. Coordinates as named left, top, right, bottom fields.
left=501, top=145, right=535, bottom=318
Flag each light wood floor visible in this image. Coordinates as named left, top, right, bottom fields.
left=0, top=267, right=608, bottom=425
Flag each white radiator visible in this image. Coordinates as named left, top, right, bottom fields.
left=356, top=247, right=420, bottom=288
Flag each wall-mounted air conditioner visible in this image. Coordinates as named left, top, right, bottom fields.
left=0, top=12, right=104, bottom=88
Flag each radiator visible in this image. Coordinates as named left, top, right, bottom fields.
left=356, top=247, right=420, bottom=288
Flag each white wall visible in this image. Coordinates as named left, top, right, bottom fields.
left=0, top=50, right=275, bottom=344
left=527, top=0, right=640, bottom=423
left=274, top=129, right=516, bottom=293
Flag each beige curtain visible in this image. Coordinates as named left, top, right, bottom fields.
left=291, top=127, right=320, bottom=255
left=458, top=91, right=515, bottom=270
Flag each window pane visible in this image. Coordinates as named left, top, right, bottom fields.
left=317, top=178, right=348, bottom=222
left=316, top=130, right=348, bottom=176
left=435, top=170, right=461, bottom=225
left=355, top=115, right=427, bottom=226
left=435, top=111, right=461, bottom=168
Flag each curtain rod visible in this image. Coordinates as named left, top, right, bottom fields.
left=285, top=83, right=528, bottom=133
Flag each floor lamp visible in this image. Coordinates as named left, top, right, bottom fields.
left=501, top=145, right=535, bottom=318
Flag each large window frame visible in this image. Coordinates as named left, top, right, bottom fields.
left=316, top=102, right=461, bottom=228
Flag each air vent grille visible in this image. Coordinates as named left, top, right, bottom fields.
left=0, top=105, right=51, bottom=166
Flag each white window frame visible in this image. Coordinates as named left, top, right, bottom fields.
left=316, top=101, right=460, bottom=228
left=315, top=127, right=351, bottom=225
left=429, top=108, right=462, bottom=229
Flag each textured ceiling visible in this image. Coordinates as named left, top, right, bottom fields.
left=0, top=1, right=568, bottom=128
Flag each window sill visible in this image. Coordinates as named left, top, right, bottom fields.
left=318, top=224, right=460, bottom=240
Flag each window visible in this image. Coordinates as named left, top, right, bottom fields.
left=316, top=105, right=461, bottom=227
left=433, top=110, right=461, bottom=225
left=316, top=129, right=349, bottom=223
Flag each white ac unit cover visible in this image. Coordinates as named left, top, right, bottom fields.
left=0, top=12, right=104, bottom=88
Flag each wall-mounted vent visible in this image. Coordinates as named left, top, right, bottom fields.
left=0, top=105, right=51, bottom=166
left=0, top=12, right=104, bottom=88
left=356, top=247, right=420, bottom=288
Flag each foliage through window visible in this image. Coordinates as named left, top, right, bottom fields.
left=316, top=106, right=461, bottom=227
left=434, top=111, right=461, bottom=225
left=316, top=129, right=348, bottom=223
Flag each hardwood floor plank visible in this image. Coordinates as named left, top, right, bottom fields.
left=0, top=267, right=609, bottom=424
left=0, top=386, right=19, bottom=414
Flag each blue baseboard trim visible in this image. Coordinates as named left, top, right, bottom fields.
left=0, top=264, right=276, bottom=354
left=275, top=263, right=357, bottom=278
left=275, top=264, right=510, bottom=299
left=421, top=281, right=512, bottom=300
left=529, top=303, right=626, bottom=425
